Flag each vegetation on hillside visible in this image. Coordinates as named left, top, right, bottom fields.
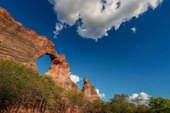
left=0, top=60, right=170, bottom=113
left=0, top=60, right=86, bottom=112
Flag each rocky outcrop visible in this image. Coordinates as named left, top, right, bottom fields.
left=45, top=55, right=78, bottom=90
left=0, top=7, right=78, bottom=91
left=82, top=78, right=100, bottom=101
left=0, top=7, right=99, bottom=101
left=0, top=7, right=56, bottom=70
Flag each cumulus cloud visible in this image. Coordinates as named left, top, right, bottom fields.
left=129, top=92, right=151, bottom=106
left=96, top=89, right=105, bottom=99
left=49, top=0, right=163, bottom=40
left=131, top=27, right=136, bottom=33
left=70, top=74, right=80, bottom=84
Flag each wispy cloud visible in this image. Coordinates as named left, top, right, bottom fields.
left=53, top=23, right=64, bottom=38
left=131, top=27, right=137, bottom=33
left=49, top=0, right=163, bottom=40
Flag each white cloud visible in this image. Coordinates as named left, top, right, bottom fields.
left=49, top=0, right=163, bottom=40
left=131, top=27, right=136, bottom=33
left=129, top=92, right=151, bottom=106
left=70, top=74, right=80, bottom=84
left=53, top=23, right=64, bottom=37
left=96, top=89, right=105, bottom=99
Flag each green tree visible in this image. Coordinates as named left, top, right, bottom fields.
left=0, top=60, right=62, bottom=112
left=103, top=94, right=150, bottom=113
left=149, top=97, right=170, bottom=113
left=109, top=94, right=134, bottom=113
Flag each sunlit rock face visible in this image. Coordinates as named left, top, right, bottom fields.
left=0, top=7, right=56, bottom=70
left=0, top=7, right=100, bottom=102
left=82, top=78, right=100, bottom=101
left=0, top=7, right=79, bottom=91
left=45, top=54, right=79, bottom=90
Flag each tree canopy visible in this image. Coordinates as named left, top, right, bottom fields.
left=0, top=60, right=169, bottom=113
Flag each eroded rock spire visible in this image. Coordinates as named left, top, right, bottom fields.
left=82, top=78, right=100, bottom=101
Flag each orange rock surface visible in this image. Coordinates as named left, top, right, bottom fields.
left=0, top=7, right=99, bottom=102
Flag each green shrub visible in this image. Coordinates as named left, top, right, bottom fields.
left=0, top=60, right=62, bottom=112
left=0, top=60, right=89, bottom=112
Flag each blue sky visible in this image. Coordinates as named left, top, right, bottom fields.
left=1, top=0, right=170, bottom=100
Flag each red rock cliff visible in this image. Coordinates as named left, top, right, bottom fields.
left=0, top=7, right=100, bottom=102
left=0, top=7, right=78, bottom=91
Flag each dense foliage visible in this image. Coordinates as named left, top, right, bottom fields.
left=0, top=60, right=170, bottom=113
left=0, top=60, right=85, bottom=112
left=90, top=95, right=170, bottom=113
left=101, top=94, right=150, bottom=113
left=149, top=98, right=170, bottom=113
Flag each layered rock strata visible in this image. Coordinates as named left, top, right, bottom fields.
left=0, top=7, right=99, bottom=100
left=0, top=7, right=78, bottom=90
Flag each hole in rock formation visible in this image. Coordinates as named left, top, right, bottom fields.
left=36, top=54, right=52, bottom=74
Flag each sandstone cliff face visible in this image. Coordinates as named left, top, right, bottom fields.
left=0, top=7, right=99, bottom=101
left=0, top=7, right=55, bottom=70
left=0, top=7, right=78, bottom=91
left=82, top=78, right=100, bottom=101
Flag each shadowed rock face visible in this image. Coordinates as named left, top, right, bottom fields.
left=82, top=78, right=100, bottom=101
left=0, top=7, right=79, bottom=91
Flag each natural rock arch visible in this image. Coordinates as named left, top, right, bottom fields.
left=0, top=7, right=100, bottom=101
left=0, top=7, right=78, bottom=90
